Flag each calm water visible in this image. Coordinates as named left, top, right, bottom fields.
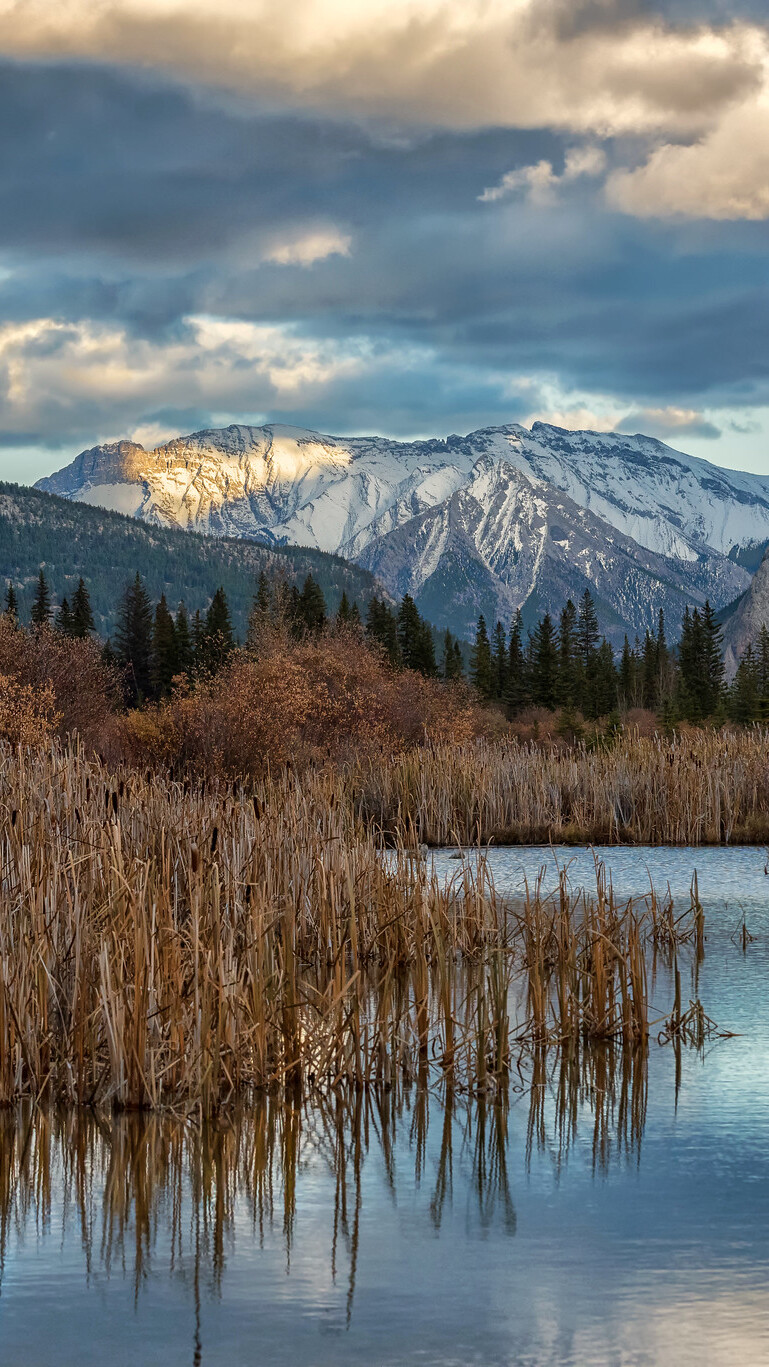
left=3, top=846, right=769, bottom=1366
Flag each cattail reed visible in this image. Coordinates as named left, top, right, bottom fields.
left=0, top=739, right=714, bottom=1112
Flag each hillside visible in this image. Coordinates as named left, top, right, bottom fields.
left=0, top=483, right=379, bottom=637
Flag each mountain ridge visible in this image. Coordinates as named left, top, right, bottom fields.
left=37, top=419, right=767, bottom=643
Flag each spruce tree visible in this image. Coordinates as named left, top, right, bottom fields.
left=700, top=600, right=724, bottom=717
left=71, top=578, right=95, bottom=638
left=470, top=615, right=494, bottom=698
left=618, top=637, right=636, bottom=709
left=577, top=589, right=600, bottom=713
left=366, top=597, right=401, bottom=666
left=556, top=599, right=579, bottom=709
left=589, top=639, right=618, bottom=719
left=336, top=590, right=352, bottom=625
left=530, top=613, right=558, bottom=710
left=492, top=620, right=508, bottom=699
left=201, top=587, right=235, bottom=673
left=151, top=594, right=178, bottom=698
left=729, top=646, right=759, bottom=724
left=4, top=584, right=18, bottom=622
left=55, top=596, right=75, bottom=635
left=397, top=595, right=423, bottom=670
left=504, top=611, right=527, bottom=715
left=175, top=602, right=193, bottom=677
left=30, top=570, right=52, bottom=629
left=298, top=575, right=327, bottom=634
left=641, top=630, right=658, bottom=710
left=115, top=574, right=154, bottom=705
left=442, top=629, right=463, bottom=681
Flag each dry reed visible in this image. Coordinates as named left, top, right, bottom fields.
left=0, top=740, right=713, bottom=1113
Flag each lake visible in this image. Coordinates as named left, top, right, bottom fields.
left=2, top=845, right=769, bottom=1366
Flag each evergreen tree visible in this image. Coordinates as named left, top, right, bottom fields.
left=4, top=583, right=18, bottom=622
left=577, top=589, right=600, bottom=669
left=175, top=602, right=193, bottom=677
left=700, top=599, right=725, bottom=716
left=618, top=636, right=633, bottom=709
left=71, top=578, right=95, bottom=638
left=336, top=590, right=352, bottom=625
left=298, top=574, right=327, bottom=634
left=530, top=612, right=558, bottom=710
left=729, top=646, right=760, bottom=724
left=366, top=597, right=401, bottom=667
left=556, top=599, right=579, bottom=709
left=192, top=609, right=206, bottom=670
left=589, top=639, right=618, bottom=718
left=396, top=595, right=436, bottom=675
left=349, top=601, right=362, bottom=628
left=55, top=596, right=75, bottom=635
left=470, top=614, right=494, bottom=698
left=504, top=611, right=528, bottom=715
left=201, top=587, right=235, bottom=673
left=30, top=570, right=52, bottom=629
left=641, top=629, right=658, bottom=710
left=492, top=620, right=508, bottom=699
left=442, top=629, right=463, bottom=681
left=115, top=573, right=154, bottom=705
left=151, top=594, right=178, bottom=698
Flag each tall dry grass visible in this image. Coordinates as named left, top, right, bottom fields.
left=356, top=729, right=769, bottom=846
left=0, top=741, right=711, bottom=1112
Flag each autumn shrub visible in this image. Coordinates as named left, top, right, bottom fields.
left=116, top=627, right=481, bottom=775
left=0, top=616, right=118, bottom=745
left=0, top=673, right=60, bottom=744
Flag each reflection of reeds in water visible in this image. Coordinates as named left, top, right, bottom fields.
left=0, top=746, right=716, bottom=1110
left=526, top=1043, right=648, bottom=1177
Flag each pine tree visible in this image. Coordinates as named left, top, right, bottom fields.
left=492, top=620, right=508, bottom=699
left=618, top=636, right=636, bottom=709
left=55, top=596, right=75, bottom=635
left=349, top=601, right=362, bottom=628
left=397, top=595, right=423, bottom=670
left=504, top=611, right=527, bottom=715
left=700, top=600, right=724, bottom=717
left=30, top=570, right=52, bottom=629
left=115, top=573, right=154, bottom=705
left=336, top=590, right=351, bottom=625
left=530, top=612, right=558, bottom=710
left=4, top=584, right=18, bottom=622
left=151, top=594, right=178, bottom=698
left=729, top=645, right=759, bottom=724
left=71, top=578, right=95, bottom=638
left=366, top=597, right=401, bottom=666
left=470, top=615, right=494, bottom=699
left=556, top=599, right=579, bottom=709
left=298, top=575, right=327, bottom=634
left=201, top=587, right=235, bottom=674
left=589, top=639, right=618, bottom=719
left=442, top=629, right=463, bottom=680
left=641, top=629, right=658, bottom=710
left=192, top=609, right=206, bottom=670
left=175, top=602, right=193, bottom=677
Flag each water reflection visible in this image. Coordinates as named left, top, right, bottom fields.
left=0, top=1045, right=665, bottom=1323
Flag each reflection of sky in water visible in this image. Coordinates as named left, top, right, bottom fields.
left=2, top=847, right=769, bottom=1366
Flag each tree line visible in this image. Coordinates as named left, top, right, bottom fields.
left=11, top=566, right=769, bottom=725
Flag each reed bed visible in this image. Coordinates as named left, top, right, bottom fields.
left=0, top=742, right=713, bottom=1112
left=356, top=728, right=769, bottom=846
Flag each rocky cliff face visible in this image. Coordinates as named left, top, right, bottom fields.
left=38, top=420, right=765, bottom=641
left=722, top=549, right=769, bottom=676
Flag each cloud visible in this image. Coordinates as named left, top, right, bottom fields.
left=263, top=228, right=352, bottom=267
left=479, top=144, right=606, bottom=204
left=615, top=405, right=722, bottom=439
left=608, top=93, right=769, bottom=219
left=0, top=1, right=763, bottom=138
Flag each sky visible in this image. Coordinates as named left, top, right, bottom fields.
left=1, top=0, right=769, bottom=482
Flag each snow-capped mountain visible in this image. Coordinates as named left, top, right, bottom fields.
left=37, top=421, right=767, bottom=641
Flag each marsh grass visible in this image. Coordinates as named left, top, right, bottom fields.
left=0, top=742, right=717, bottom=1112
left=357, top=730, right=769, bottom=846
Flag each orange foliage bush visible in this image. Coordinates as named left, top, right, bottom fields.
left=116, top=628, right=480, bottom=775
left=0, top=672, right=61, bottom=745
left=0, top=617, right=118, bottom=746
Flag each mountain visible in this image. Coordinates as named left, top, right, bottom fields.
left=37, top=420, right=767, bottom=641
left=721, top=548, right=769, bottom=677
left=0, top=482, right=379, bottom=638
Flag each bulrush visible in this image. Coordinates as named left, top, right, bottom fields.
left=0, top=741, right=713, bottom=1112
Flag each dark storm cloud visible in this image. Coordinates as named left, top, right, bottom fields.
left=0, top=59, right=768, bottom=450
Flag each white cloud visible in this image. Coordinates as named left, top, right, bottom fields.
left=479, top=144, right=606, bottom=205
left=0, top=314, right=369, bottom=440
left=0, top=1, right=763, bottom=139
left=263, top=228, right=352, bottom=267
left=607, top=90, right=769, bottom=220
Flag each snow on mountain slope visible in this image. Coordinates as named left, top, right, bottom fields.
left=356, top=456, right=748, bottom=643
left=37, top=419, right=767, bottom=636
